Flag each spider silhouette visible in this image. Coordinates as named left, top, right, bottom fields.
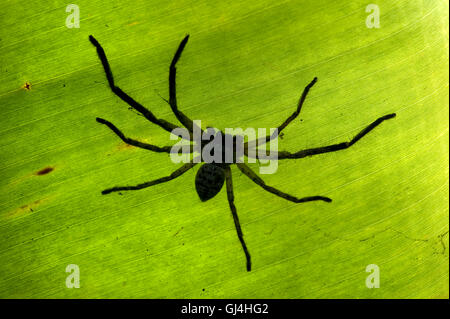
left=89, top=34, right=396, bottom=272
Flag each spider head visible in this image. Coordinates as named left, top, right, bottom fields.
left=195, top=163, right=226, bottom=202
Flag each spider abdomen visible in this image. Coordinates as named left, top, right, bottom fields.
left=195, top=164, right=226, bottom=202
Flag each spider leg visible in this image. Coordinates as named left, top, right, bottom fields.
left=168, top=35, right=203, bottom=135
left=245, top=77, right=318, bottom=149
left=101, top=162, right=197, bottom=195
left=250, top=113, right=396, bottom=160
left=224, top=166, right=252, bottom=271
left=89, top=35, right=191, bottom=140
left=237, top=163, right=331, bottom=203
left=97, top=117, right=193, bottom=153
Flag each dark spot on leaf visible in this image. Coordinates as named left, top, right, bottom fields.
left=8, top=199, right=43, bottom=219
left=36, top=166, right=54, bottom=176
left=22, top=82, right=31, bottom=90
left=174, top=227, right=183, bottom=237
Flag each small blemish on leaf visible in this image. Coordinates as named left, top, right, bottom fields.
left=36, top=166, right=54, bottom=176
left=173, top=227, right=184, bottom=237
left=22, top=82, right=31, bottom=90
left=117, top=142, right=134, bottom=151
left=6, top=199, right=43, bottom=220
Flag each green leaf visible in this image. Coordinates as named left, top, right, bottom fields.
left=0, top=0, right=448, bottom=298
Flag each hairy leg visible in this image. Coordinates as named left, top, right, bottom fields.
left=102, top=162, right=196, bottom=195
left=168, top=35, right=203, bottom=135
left=89, top=35, right=191, bottom=140
left=96, top=117, right=193, bottom=153
left=224, top=166, right=252, bottom=271
left=237, top=163, right=331, bottom=203
left=250, top=113, right=396, bottom=160
left=245, top=77, right=318, bottom=149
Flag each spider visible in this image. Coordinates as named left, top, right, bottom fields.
left=89, top=34, right=396, bottom=272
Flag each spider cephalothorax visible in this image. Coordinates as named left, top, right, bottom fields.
left=199, top=129, right=245, bottom=163
left=89, top=34, right=396, bottom=271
